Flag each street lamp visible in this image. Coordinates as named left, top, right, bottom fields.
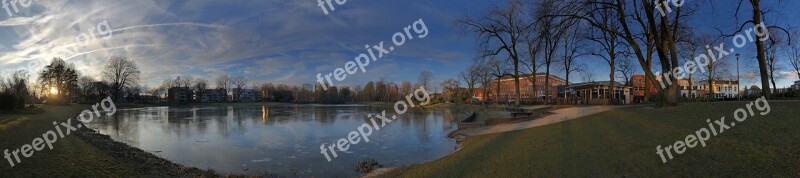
left=736, top=53, right=740, bottom=101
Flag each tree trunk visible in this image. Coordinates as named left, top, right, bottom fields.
left=752, top=1, right=772, bottom=99
left=545, top=66, right=551, bottom=105
left=514, top=62, right=521, bottom=106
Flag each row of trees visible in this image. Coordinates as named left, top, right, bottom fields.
left=457, top=0, right=798, bottom=106
left=0, top=56, right=140, bottom=111
left=145, top=70, right=436, bottom=104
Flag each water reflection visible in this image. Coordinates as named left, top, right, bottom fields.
left=87, top=104, right=463, bottom=177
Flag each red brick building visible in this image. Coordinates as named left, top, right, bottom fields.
left=631, top=75, right=659, bottom=103
left=487, top=73, right=566, bottom=103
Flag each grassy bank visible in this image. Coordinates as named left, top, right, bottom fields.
left=381, top=101, right=800, bottom=177
left=0, top=105, right=218, bottom=177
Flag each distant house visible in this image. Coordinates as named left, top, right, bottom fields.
left=745, top=85, right=762, bottom=96
left=793, top=80, right=800, bottom=90
left=200, top=88, right=227, bottom=103
left=168, top=87, right=192, bottom=104
left=471, top=88, right=485, bottom=101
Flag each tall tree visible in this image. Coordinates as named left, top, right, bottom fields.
left=535, top=0, right=578, bottom=104
left=731, top=0, right=791, bottom=99
left=40, top=58, right=79, bottom=102
left=102, top=56, right=140, bottom=101
left=560, top=22, right=586, bottom=99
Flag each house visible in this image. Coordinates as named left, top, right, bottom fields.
left=631, top=75, right=660, bottom=103
left=676, top=79, right=706, bottom=99
left=559, top=81, right=632, bottom=105
left=700, top=80, right=739, bottom=99
left=745, top=85, right=762, bottom=96
left=487, top=73, right=566, bottom=103
left=793, top=80, right=800, bottom=90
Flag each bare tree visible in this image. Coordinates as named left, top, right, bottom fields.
left=193, top=78, right=208, bottom=102
left=727, top=0, right=791, bottom=99
left=215, top=73, right=231, bottom=91
left=791, top=40, right=800, bottom=81
left=231, top=76, right=248, bottom=101
left=416, top=70, right=433, bottom=89
left=552, top=0, right=692, bottom=106
left=102, top=56, right=140, bottom=101
left=765, top=33, right=787, bottom=93
left=475, top=57, right=496, bottom=105
left=616, top=57, right=635, bottom=86
left=560, top=22, right=586, bottom=99
left=580, top=68, right=595, bottom=83
left=584, top=0, right=628, bottom=104
left=176, top=76, right=194, bottom=88
left=457, top=0, right=528, bottom=106
left=459, top=65, right=480, bottom=103
left=440, top=78, right=461, bottom=102
left=535, top=0, right=579, bottom=104
left=78, top=76, right=96, bottom=102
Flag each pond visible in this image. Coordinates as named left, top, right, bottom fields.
left=85, top=104, right=463, bottom=177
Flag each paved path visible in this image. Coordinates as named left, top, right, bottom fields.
left=461, top=105, right=633, bottom=136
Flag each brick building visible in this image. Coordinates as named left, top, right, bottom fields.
left=487, top=73, right=566, bottom=103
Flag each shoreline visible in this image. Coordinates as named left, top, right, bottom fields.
left=72, top=112, right=224, bottom=177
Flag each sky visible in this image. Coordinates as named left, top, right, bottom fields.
left=0, top=0, right=799, bottom=90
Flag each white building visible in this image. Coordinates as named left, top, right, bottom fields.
left=701, top=80, right=739, bottom=99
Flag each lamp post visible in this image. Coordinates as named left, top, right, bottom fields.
left=736, top=53, right=740, bottom=101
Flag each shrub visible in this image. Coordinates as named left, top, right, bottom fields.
left=354, top=158, right=381, bottom=174
left=0, top=92, right=17, bottom=111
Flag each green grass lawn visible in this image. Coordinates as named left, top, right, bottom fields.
left=382, top=101, right=800, bottom=177
left=0, top=105, right=146, bottom=177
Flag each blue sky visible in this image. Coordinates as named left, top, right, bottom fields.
left=0, top=0, right=798, bottom=89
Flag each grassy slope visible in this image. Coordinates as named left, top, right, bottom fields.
left=0, top=105, right=143, bottom=177
left=382, top=101, right=800, bottom=177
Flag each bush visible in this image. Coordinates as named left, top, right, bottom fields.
left=354, top=158, right=381, bottom=174
left=0, top=92, right=15, bottom=110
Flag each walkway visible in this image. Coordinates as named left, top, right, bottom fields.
left=461, top=105, right=633, bottom=136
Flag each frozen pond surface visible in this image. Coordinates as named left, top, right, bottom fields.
left=86, top=104, right=462, bottom=177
